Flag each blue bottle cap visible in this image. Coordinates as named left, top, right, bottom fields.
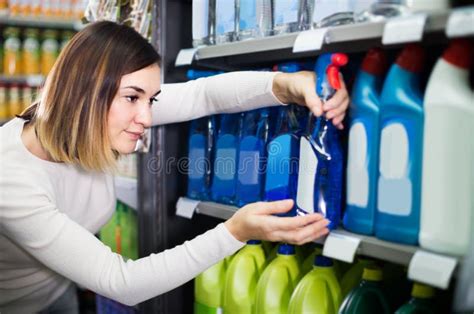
left=247, top=240, right=262, bottom=245
left=314, top=255, right=333, bottom=267
left=277, top=243, right=296, bottom=255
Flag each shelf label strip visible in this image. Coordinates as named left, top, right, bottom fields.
left=446, top=6, right=474, bottom=38
left=382, top=13, right=427, bottom=45
left=175, top=48, right=198, bottom=67
left=292, top=28, right=328, bottom=53
left=176, top=197, right=200, bottom=219
left=408, top=250, right=458, bottom=289
left=323, top=231, right=361, bottom=263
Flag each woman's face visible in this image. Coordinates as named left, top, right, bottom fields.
left=108, top=63, right=161, bottom=154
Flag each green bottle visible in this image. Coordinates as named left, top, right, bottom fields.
left=254, top=244, right=302, bottom=314
left=223, top=240, right=267, bottom=314
left=395, top=283, right=436, bottom=314
left=339, top=266, right=391, bottom=314
left=288, top=255, right=342, bottom=314
left=194, top=256, right=231, bottom=314
left=340, top=257, right=376, bottom=297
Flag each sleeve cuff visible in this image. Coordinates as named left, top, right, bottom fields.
left=216, top=223, right=245, bottom=255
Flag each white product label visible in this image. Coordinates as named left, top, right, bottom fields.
left=446, top=7, right=474, bottom=38
left=42, top=39, right=59, bottom=53
left=214, top=148, right=236, bottom=181
left=347, top=122, right=369, bottom=207
left=296, top=137, right=318, bottom=214
left=176, top=197, right=200, bottom=219
left=5, top=37, right=21, bottom=51
left=292, top=28, right=328, bottom=53
left=378, top=123, right=411, bottom=216
left=23, top=38, right=39, bottom=52
left=273, top=0, right=299, bottom=25
left=238, top=150, right=260, bottom=185
left=192, top=0, right=210, bottom=39
left=408, top=250, right=458, bottom=289
left=312, top=0, right=353, bottom=23
left=382, top=13, right=427, bottom=45
left=175, top=48, right=198, bottom=66
left=323, top=231, right=361, bottom=263
left=216, top=0, right=235, bottom=34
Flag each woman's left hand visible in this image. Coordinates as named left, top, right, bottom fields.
left=272, top=71, right=350, bottom=130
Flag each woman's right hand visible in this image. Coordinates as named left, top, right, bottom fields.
left=224, top=199, right=330, bottom=245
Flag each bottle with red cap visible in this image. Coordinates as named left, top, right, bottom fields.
left=344, top=48, right=388, bottom=236
left=295, top=53, right=348, bottom=230
left=375, top=44, right=426, bottom=245
left=420, top=39, right=474, bottom=256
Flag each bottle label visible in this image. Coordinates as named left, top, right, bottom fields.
left=265, top=134, right=292, bottom=192
left=239, top=0, right=256, bottom=31
left=5, top=37, right=21, bottom=51
left=347, top=122, right=369, bottom=207
left=377, top=123, right=412, bottom=216
left=192, top=0, right=210, bottom=39
left=216, top=0, right=235, bottom=35
left=188, top=134, right=207, bottom=180
left=273, top=0, right=299, bottom=25
left=42, top=39, right=59, bottom=53
left=214, top=134, right=237, bottom=181
left=296, top=137, right=318, bottom=213
left=238, top=149, right=260, bottom=185
left=24, top=38, right=40, bottom=52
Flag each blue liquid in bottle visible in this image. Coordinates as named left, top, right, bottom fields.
left=235, top=109, right=275, bottom=207
left=211, top=113, right=241, bottom=205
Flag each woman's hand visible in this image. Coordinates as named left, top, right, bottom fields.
left=272, top=71, right=350, bottom=130
left=224, top=199, right=330, bottom=245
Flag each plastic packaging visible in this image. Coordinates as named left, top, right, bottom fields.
left=194, top=257, right=230, bottom=314
left=22, top=28, right=41, bottom=75
left=223, top=240, right=267, bottom=314
left=344, top=48, right=388, bottom=235
left=311, top=0, right=355, bottom=27
left=288, top=255, right=342, bottom=314
left=273, top=0, right=300, bottom=35
left=375, top=44, right=425, bottom=245
left=237, top=0, right=272, bottom=41
left=211, top=113, right=241, bottom=205
left=41, top=29, right=59, bottom=76
left=340, top=257, right=376, bottom=298
left=193, top=0, right=215, bottom=47
left=254, top=244, right=302, bottom=314
left=395, top=283, right=436, bottom=314
left=4, top=27, right=22, bottom=76
left=215, top=0, right=236, bottom=44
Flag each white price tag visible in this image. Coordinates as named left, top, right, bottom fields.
left=323, top=231, right=361, bottom=263
left=175, top=48, right=198, bottom=67
left=408, top=250, right=458, bottom=289
left=292, top=28, right=328, bottom=53
left=446, top=6, right=474, bottom=38
left=382, top=13, right=427, bottom=45
left=176, top=197, right=200, bottom=219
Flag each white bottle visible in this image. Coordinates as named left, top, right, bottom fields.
left=419, top=39, right=474, bottom=256
left=193, top=0, right=216, bottom=47
left=215, top=0, right=236, bottom=44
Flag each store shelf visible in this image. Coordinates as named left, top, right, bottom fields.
left=177, top=8, right=473, bottom=67
left=0, top=75, right=44, bottom=86
left=0, top=15, right=83, bottom=30
left=114, top=176, right=138, bottom=210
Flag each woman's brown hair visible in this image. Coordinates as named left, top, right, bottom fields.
left=19, top=21, right=161, bottom=172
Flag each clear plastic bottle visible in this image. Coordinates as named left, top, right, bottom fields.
left=192, top=0, right=216, bottom=47
left=273, top=0, right=300, bottom=35
left=298, top=0, right=315, bottom=31
left=215, top=0, right=236, bottom=44
left=237, top=0, right=272, bottom=41
left=311, top=0, right=355, bottom=28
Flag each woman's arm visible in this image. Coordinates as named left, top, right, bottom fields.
left=152, top=71, right=283, bottom=125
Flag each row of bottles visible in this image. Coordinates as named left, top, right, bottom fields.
left=1, top=0, right=87, bottom=20
left=195, top=241, right=444, bottom=314
left=192, top=0, right=451, bottom=47
left=344, top=40, right=473, bottom=254
left=2, top=27, right=74, bottom=76
left=187, top=56, right=345, bottom=229
left=0, top=83, right=34, bottom=119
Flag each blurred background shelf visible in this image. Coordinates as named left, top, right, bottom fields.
left=0, top=14, right=83, bottom=30
left=0, top=74, right=44, bottom=86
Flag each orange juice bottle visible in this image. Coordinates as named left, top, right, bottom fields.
left=8, top=84, right=22, bottom=117
left=19, top=0, right=31, bottom=16
left=0, top=0, right=8, bottom=11
left=31, top=0, right=42, bottom=16
left=41, top=0, right=53, bottom=16
left=21, top=84, right=34, bottom=112
left=0, top=84, right=8, bottom=120
left=22, top=28, right=41, bottom=75
left=9, top=0, right=21, bottom=16
left=4, top=27, right=22, bottom=76
left=60, top=30, right=74, bottom=51
left=40, top=29, right=59, bottom=76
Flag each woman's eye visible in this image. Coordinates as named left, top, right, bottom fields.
left=125, top=96, right=139, bottom=103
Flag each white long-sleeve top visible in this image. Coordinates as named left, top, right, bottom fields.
left=0, top=71, right=282, bottom=313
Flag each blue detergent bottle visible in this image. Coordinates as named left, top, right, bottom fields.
left=375, top=44, right=426, bottom=245
left=211, top=113, right=242, bottom=205
left=296, top=53, right=348, bottom=230
left=343, top=48, right=388, bottom=235
left=187, top=70, right=222, bottom=200
left=263, top=62, right=303, bottom=216
left=235, top=108, right=275, bottom=207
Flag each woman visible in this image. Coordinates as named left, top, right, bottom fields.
left=0, top=21, right=349, bottom=313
